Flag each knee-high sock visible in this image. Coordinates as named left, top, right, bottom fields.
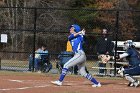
left=85, top=73, right=99, bottom=85
left=59, top=68, right=68, bottom=82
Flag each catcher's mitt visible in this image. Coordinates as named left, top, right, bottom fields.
left=98, top=54, right=111, bottom=63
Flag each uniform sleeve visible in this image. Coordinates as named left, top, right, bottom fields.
left=68, top=34, right=75, bottom=41
left=119, top=52, right=129, bottom=59
left=119, top=49, right=133, bottom=59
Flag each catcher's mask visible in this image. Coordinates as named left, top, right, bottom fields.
left=69, top=24, right=81, bottom=33
left=123, top=40, right=136, bottom=50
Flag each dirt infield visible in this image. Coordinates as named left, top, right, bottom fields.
left=0, top=71, right=140, bottom=93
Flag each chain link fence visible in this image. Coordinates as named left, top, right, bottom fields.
left=0, top=7, right=140, bottom=76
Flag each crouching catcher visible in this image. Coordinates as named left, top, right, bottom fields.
left=117, top=40, right=140, bottom=87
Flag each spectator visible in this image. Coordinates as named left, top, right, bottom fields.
left=28, top=45, right=48, bottom=72
left=96, top=29, right=113, bottom=76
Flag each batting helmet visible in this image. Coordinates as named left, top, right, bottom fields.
left=69, top=24, right=81, bottom=33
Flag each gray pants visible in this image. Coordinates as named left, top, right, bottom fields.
left=63, top=50, right=87, bottom=76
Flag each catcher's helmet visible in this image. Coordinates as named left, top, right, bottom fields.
left=123, top=40, right=135, bottom=50
left=69, top=24, right=81, bottom=33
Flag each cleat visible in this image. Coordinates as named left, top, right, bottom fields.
left=128, top=82, right=134, bottom=87
left=133, top=80, right=140, bottom=88
left=92, top=83, right=101, bottom=87
left=51, top=80, right=62, bottom=86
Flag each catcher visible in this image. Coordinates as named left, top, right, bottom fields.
left=117, top=40, right=140, bottom=87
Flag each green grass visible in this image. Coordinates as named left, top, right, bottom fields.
left=1, top=59, right=28, bottom=68
left=0, top=59, right=115, bottom=76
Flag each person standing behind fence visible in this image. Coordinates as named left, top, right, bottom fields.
left=51, top=24, right=101, bottom=87
left=96, top=29, right=112, bottom=76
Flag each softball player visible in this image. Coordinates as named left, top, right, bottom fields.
left=117, top=40, right=140, bottom=87
left=51, top=24, right=101, bottom=87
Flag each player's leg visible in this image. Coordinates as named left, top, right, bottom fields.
left=51, top=53, right=84, bottom=86
left=78, top=62, right=101, bottom=87
left=125, top=74, right=140, bottom=87
left=118, top=66, right=140, bottom=87
left=124, top=66, right=140, bottom=87
left=34, top=58, right=41, bottom=71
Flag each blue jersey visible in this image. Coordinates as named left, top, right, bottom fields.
left=68, top=34, right=84, bottom=53
left=126, top=48, right=140, bottom=67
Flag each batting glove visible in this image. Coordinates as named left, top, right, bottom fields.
left=81, top=29, right=85, bottom=35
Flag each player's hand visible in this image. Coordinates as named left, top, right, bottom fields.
left=80, top=29, right=85, bottom=35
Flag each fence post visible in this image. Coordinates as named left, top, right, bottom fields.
left=32, top=7, right=37, bottom=72
left=0, top=58, right=1, bottom=70
left=114, top=10, right=119, bottom=76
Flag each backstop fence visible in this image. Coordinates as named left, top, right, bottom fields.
left=0, top=7, right=140, bottom=76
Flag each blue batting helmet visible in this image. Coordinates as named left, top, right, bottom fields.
left=69, top=24, right=81, bottom=33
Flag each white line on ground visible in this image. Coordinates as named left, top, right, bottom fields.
left=9, top=79, right=23, bottom=83
left=0, top=85, right=51, bottom=91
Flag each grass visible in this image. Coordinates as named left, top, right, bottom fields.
left=0, top=59, right=116, bottom=76
left=1, top=59, right=28, bottom=68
